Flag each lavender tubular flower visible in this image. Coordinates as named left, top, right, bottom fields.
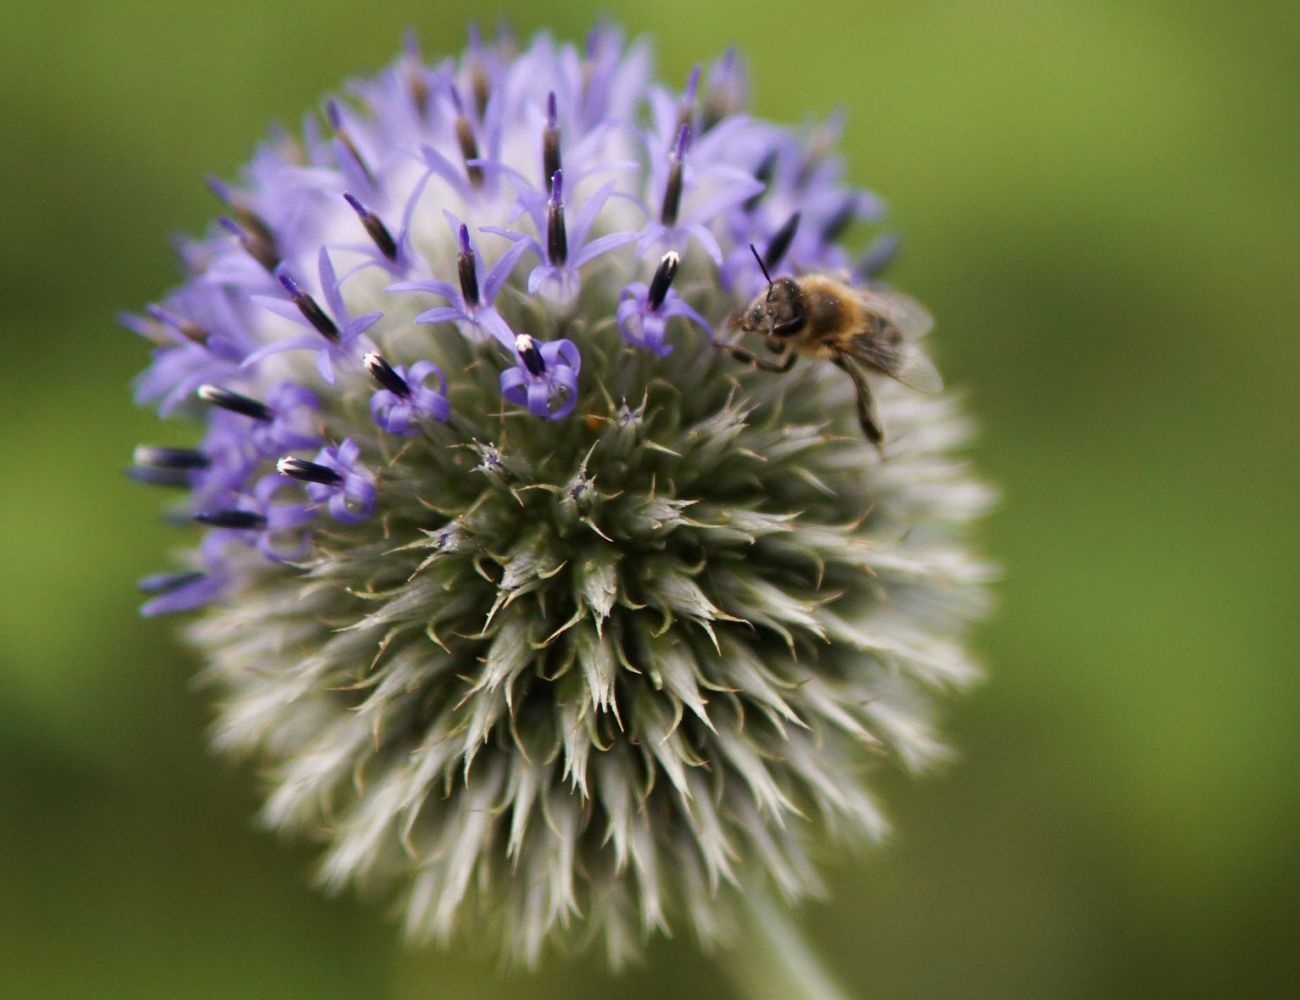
left=365, top=355, right=450, bottom=435
left=500, top=333, right=581, bottom=419
left=386, top=218, right=526, bottom=349
left=484, top=170, right=639, bottom=308
left=247, top=246, right=383, bottom=384
left=127, top=23, right=993, bottom=984
left=617, top=250, right=710, bottom=355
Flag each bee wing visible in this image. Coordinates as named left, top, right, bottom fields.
left=844, top=335, right=944, bottom=393
left=855, top=288, right=934, bottom=340
left=888, top=343, right=944, bottom=393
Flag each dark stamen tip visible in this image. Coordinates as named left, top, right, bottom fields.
left=457, top=227, right=481, bottom=304
left=277, top=457, right=344, bottom=486
left=278, top=272, right=340, bottom=341
left=364, top=352, right=411, bottom=397
left=133, top=446, right=211, bottom=471
left=648, top=251, right=680, bottom=310
left=453, top=105, right=483, bottom=188
left=448, top=82, right=467, bottom=117
left=224, top=217, right=279, bottom=272
left=765, top=211, right=801, bottom=272
left=673, top=123, right=692, bottom=161
left=277, top=271, right=302, bottom=296
left=744, top=150, right=778, bottom=212
left=143, top=305, right=208, bottom=346
left=542, top=101, right=562, bottom=190
left=822, top=197, right=857, bottom=243
left=326, top=103, right=377, bottom=190
left=660, top=163, right=683, bottom=227
left=126, top=466, right=193, bottom=489
left=516, top=334, right=546, bottom=376
left=344, top=192, right=398, bottom=262
left=546, top=171, right=567, bottom=265
left=197, top=384, right=274, bottom=421
left=467, top=53, right=490, bottom=118
left=195, top=510, right=267, bottom=530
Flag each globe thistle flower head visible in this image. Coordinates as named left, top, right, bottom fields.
left=127, top=23, right=993, bottom=969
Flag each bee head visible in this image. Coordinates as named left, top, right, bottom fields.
left=738, top=277, right=805, bottom=337
left=737, top=244, right=806, bottom=338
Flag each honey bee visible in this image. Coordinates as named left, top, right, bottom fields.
left=717, top=246, right=943, bottom=452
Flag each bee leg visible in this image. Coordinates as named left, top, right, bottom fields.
left=832, top=355, right=886, bottom=456
left=714, top=340, right=797, bottom=373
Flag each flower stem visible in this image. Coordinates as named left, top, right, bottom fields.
left=719, top=895, right=858, bottom=1000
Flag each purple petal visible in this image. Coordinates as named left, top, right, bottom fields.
left=663, top=297, right=712, bottom=333
left=317, top=247, right=346, bottom=322
left=420, top=143, right=471, bottom=198
left=141, top=573, right=226, bottom=617
left=482, top=236, right=533, bottom=303
left=332, top=136, right=376, bottom=205
left=409, top=360, right=445, bottom=389
left=476, top=308, right=516, bottom=350
left=683, top=223, right=724, bottom=265
left=572, top=230, right=638, bottom=268
left=257, top=530, right=312, bottom=563
left=241, top=334, right=322, bottom=369
left=551, top=339, right=581, bottom=372
left=685, top=172, right=765, bottom=225
left=527, top=265, right=556, bottom=296
left=549, top=367, right=579, bottom=420
left=500, top=367, right=526, bottom=396
left=569, top=179, right=617, bottom=246
left=526, top=380, right=551, bottom=418
left=315, top=349, right=337, bottom=384
left=252, top=295, right=312, bottom=328
left=345, top=312, right=383, bottom=339
left=415, top=306, right=467, bottom=325
left=388, top=278, right=459, bottom=299
left=398, top=162, right=438, bottom=237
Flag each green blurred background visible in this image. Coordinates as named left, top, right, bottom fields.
left=1, top=1, right=1294, bottom=997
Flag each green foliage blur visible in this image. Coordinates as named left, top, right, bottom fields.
left=0, top=2, right=1294, bottom=997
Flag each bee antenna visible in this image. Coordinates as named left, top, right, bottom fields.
left=749, top=243, right=773, bottom=290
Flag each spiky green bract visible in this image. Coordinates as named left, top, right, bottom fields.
left=189, top=261, right=991, bottom=965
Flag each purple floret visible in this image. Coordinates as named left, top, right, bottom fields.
left=367, top=356, right=451, bottom=435
left=387, top=218, right=527, bottom=349
left=616, top=251, right=710, bottom=356
left=500, top=333, right=581, bottom=420
left=294, top=440, right=377, bottom=524
left=246, top=247, right=382, bottom=384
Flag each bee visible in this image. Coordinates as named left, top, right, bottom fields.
left=717, top=245, right=943, bottom=452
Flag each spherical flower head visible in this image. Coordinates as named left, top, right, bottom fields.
left=127, top=24, right=994, bottom=969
